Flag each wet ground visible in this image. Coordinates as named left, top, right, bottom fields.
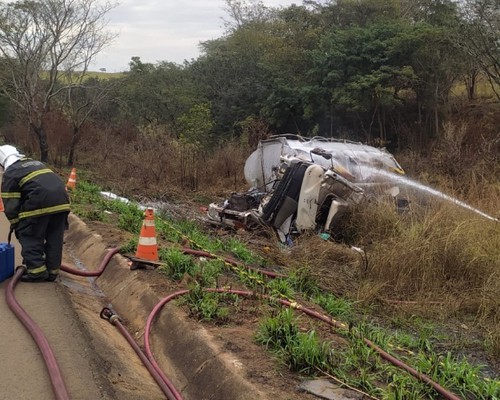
left=0, top=215, right=166, bottom=400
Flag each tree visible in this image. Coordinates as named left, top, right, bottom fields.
left=60, top=76, right=116, bottom=165
left=399, top=1, right=464, bottom=140
left=0, top=0, right=116, bottom=161
left=259, top=5, right=325, bottom=134
left=222, top=0, right=276, bottom=31
left=319, top=0, right=402, bottom=28
left=459, top=0, right=500, bottom=101
left=118, top=57, right=201, bottom=134
left=195, top=29, right=273, bottom=139
left=311, top=22, right=418, bottom=143
left=177, top=103, right=214, bottom=190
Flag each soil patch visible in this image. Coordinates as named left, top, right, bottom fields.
left=81, top=217, right=323, bottom=399
left=80, top=193, right=500, bottom=399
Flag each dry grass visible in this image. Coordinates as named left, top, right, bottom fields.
left=203, top=139, right=250, bottom=193
left=288, top=233, right=362, bottom=296
left=5, top=104, right=499, bottom=355
left=335, top=198, right=500, bottom=351
left=77, top=127, right=249, bottom=197
left=356, top=203, right=498, bottom=296
left=383, top=119, right=499, bottom=353
left=272, top=174, right=499, bottom=356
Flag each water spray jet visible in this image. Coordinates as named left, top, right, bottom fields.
left=361, top=166, right=499, bottom=223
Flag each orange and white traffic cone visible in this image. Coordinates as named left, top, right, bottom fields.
left=134, top=207, right=159, bottom=263
left=66, top=168, right=77, bottom=190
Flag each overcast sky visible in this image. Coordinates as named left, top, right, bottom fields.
left=92, top=0, right=300, bottom=72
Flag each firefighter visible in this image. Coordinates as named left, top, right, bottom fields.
left=0, top=145, right=70, bottom=282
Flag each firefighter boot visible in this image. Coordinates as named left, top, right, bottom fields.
left=20, top=266, right=49, bottom=282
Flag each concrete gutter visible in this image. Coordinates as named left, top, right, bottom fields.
left=65, top=213, right=268, bottom=400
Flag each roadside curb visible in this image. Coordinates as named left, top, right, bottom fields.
left=65, top=213, right=267, bottom=400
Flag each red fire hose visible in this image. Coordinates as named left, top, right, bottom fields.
left=60, top=247, right=120, bottom=277
left=61, top=247, right=182, bottom=399
left=100, top=307, right=179, bottom=400
left=181, top=247, right=286, bottom=278
left=5, top=266, right=71, bottom=400
left=144, top=288, right=462, bottom=400
left=7, top=245, right=463, bottom=400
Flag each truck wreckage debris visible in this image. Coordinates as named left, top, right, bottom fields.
left=207, top=135, right=407, bottom=243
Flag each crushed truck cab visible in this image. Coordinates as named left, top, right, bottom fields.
left=207, top=135, right=406, bottom=242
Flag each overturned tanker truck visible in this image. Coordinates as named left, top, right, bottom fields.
left=207, top=135, right=407, bottom=243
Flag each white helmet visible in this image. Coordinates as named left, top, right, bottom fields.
left=0, top=145, right=24, bottom=170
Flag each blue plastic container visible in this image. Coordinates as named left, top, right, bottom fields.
left=0, top=242, right=15, bottom=282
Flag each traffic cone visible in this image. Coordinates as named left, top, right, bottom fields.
left=66, top=168, right=77, bottom=190
left=134, top=207, right=159, bottom=262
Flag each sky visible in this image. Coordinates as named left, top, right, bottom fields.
left=92, top=0, right=300, bottom=73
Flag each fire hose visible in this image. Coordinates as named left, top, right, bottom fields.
left=7, top=246, right=463, bottom=400
left=144, top=288, right=462, bottom=400
left=5, top=266, right=71, bottom=400
left=100, top=307, right=180, bottom=400
left=6, top=247, right=180, bottom=400
left=61, top=248, right=181, bottom=399
left=180, top=247, right=286, bottom=279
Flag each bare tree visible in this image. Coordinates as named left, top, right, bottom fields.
left=222, top=0, right=276, bottom=31
left=61, top=76, right=117, bottom=166
left=0, top=0, right=117, bottom=161
left=460, top=0, right=500, bottom=101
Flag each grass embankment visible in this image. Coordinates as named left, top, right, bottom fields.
left=69, top=179, right=500, bottom=399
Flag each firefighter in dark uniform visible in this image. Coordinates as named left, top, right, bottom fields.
left=0, top=145, right=70, bottom=282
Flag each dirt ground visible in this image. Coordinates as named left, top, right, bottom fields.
left=80, top=194, right=499, bottom=399
left=81, top=216, right=351, bottom=400
left=143, top=276, right=323, bottom=400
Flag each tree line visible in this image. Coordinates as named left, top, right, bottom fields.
left=0, top=0, right=499, bottom=165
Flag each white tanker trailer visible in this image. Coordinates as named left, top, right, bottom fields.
left=207, top=134, right=407, bottom=243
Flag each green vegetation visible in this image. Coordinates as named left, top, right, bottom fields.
left=180, top=284, right=238, bottom=323
left=158, top=248, right=197, bottom=281
left=223, top=237, right=261, bottom=264
left=2, top=0, right=499, bottom=177
left=70, top=179, right=500, bottom=399
left=257, top=309, right=333, bottom=375
left=315, top=293, right=354, bottom=322
left=257, top=308, right=500, bottom=399
left=18, top=0, right=497, bottom=396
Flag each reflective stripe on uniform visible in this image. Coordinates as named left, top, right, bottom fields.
left=1, top=192, right=21, bottom=198
left=18, top=204, right=70, bottom=219
left=28, top=265, right=48, bottom=275
left=19, top=169, right=53, bottom=187
left=48, top=269, right=60, bottom=275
